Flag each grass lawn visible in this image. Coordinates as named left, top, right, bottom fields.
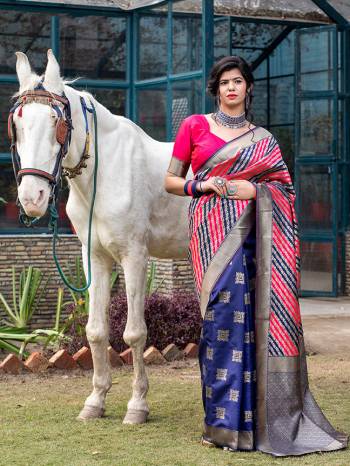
left=0, top=354, right=349, bottom=466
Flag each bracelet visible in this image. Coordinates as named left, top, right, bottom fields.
left=184, top=180, right=202, bottom=198
left=184, top=180, right=192, bottom=195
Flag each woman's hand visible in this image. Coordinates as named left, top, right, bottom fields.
left=226, top=180, right=256, bottom=200
left=200, top=177, right=256, bottom=200
left=200, top=176, right=227, bottom=197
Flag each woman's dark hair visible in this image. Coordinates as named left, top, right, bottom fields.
left=207, top=55, right=254, bottom=120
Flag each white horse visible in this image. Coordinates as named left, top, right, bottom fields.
left=14, top=49, right=191, bottom=423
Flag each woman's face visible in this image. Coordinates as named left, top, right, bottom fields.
left=217, top=68, right=248, bottom=111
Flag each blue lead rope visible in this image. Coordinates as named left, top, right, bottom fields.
left=50, top=98, right=98, bottom=292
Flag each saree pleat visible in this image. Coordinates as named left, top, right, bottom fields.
left=188, top=127, right=348, bottom=456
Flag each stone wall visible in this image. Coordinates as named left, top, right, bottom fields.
left=345, top=231, right=350, bottom=296
left=0, top=235, right=195, bottom=330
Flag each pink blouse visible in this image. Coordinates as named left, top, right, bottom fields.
left=171, top=114, right=228, bottom=175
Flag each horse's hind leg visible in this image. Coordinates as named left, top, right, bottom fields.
left=78, top=248, right=113, bottom=420
left=121, top=252, right=149, bottom=424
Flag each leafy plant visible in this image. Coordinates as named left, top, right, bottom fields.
left=63, top=257, right=89, bottom=314
left=0, top=266, right=50, bottom=330
left=146, top=261, right=165, bottom=296
left=0, top=326, right=62, bottom=358
left=0, top=197, right=7, bottom=205
left=0, top=286, right=65, bottom=358
left=59, top=304, right=89, bottom=355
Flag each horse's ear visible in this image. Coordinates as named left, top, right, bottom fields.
left=15, top=52, right=33, bottom=89
left=44, top=49, right=63, bottom=92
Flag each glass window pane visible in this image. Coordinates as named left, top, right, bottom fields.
left=137, top=86, right=166, bottom=141
left=139, top=15, right=167, bottom=80
left=0, top=164, right=71, bottom=233
left=300, top=29, right=334, bottom=91
left=0, top=84, right=18, bottom=154
left=300, top=241, right=333, bottom=292
left=60, top=15, right=127, bottom=80
left=252, top=79, right=267, bottom=126
left=0, top=11, right=51, bottom=75
left=173, top=15, right=201, bottom=74
left=269, top=31, right=295, bottom=77
left=171, top=79, right=201, bottom=138
left=254, top=61, right=267, bottom=79
left=299, top=99, right=333, bottom=155
left=214, top=18, right=229, bottom=61
left=301, top=71, right=334, bottom=92
left=299, top=165, right=332, bottom=230
left=270, top=76, right=294, bottom=125
left=272, top=126, right=295, bottom=180
left=89, top=88, right=126, bottom=116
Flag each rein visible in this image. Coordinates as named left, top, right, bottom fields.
left=8, top=82, right=98, bottom=292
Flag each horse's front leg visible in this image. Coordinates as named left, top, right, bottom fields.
left=78, top=248, right=113, bottom=420
left=121, top=251, right=149, bottom=424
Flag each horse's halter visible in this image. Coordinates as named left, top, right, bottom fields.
left=7, top=79, right=73, bottom=200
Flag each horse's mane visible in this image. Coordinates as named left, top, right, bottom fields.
left=65, top=83, right=164, bottom=144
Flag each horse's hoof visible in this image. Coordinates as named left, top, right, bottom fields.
left=77, top=405, right=105, bottom=420
left=122, top=409, right=149, bottom=424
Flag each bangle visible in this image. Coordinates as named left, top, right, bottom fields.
left=184, top=180, right=192, bottom=195
left=192, top=181, right=201, bottom=198
left=183, top=180, right=202, bottom=197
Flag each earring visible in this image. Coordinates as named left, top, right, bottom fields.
left=245, top=92, right=250, bottom=111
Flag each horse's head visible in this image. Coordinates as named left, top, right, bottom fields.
left=10, top=49, right=72, bottom=219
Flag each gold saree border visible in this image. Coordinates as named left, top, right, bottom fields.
left=200, top=127, right=272, bottom=172
left=254, top=183, right=274, bottom=454
left=200, top=202, right=255, bottom=318
left=167, top=156, right=190, bottom=178
left=254, top=184, right=348, bottom=456
left=203, top=424, right=254, bottom=451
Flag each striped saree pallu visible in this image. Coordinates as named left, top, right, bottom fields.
left=188, top=127, right=348, bottom=456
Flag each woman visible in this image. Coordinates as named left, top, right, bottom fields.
left=164, top=56, right=348, bottom=456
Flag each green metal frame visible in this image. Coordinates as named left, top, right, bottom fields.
left=295, top=24, right=340, bottom=296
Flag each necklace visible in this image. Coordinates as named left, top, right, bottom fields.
left=213, top=109, right=248, bottom=129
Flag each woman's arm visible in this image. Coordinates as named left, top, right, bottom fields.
left=164, top=172, right=255, bottom=199
left=164, top=172, right=188, bottom=196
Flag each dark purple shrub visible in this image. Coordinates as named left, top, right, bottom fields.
left=169, top=292, right=202, bottom=347
left=108, top=292, right=128, bottom=352
left=109, top=291, right=202, bottom=353
left=61, top=291, right=202, bottom=354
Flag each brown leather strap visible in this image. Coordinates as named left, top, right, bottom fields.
left=18, top=168, right=56, bottom=183
left=19, top=90, right=69, bottom=106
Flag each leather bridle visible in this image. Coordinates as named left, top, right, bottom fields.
left=8, top=80, right=73, bottom=213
